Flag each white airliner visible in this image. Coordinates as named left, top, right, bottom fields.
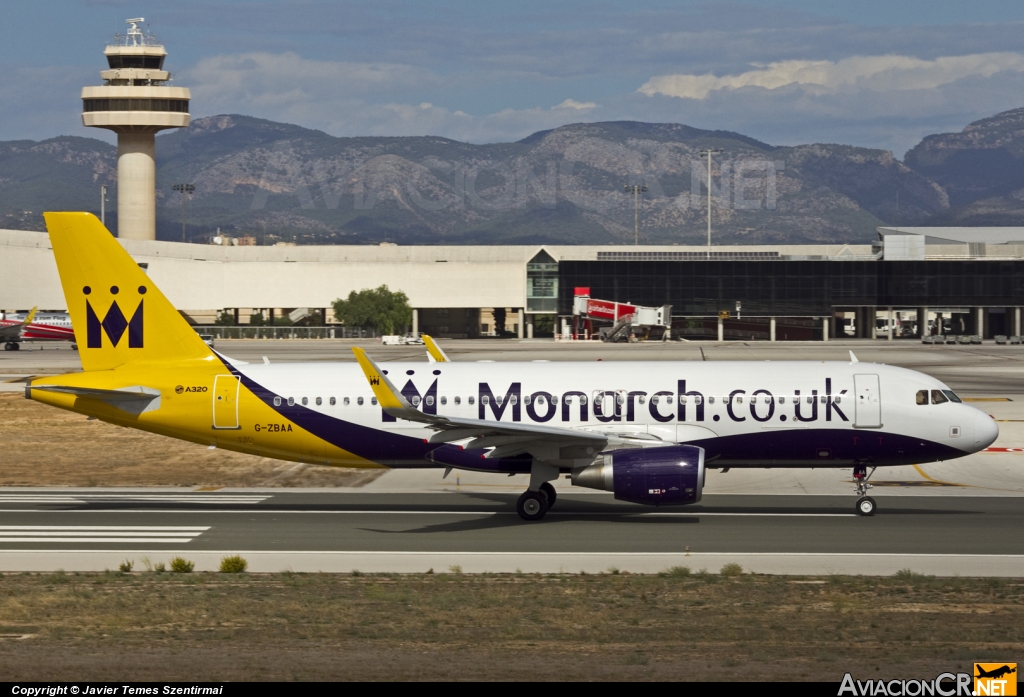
left=29, top=213, right=1000, bottom=520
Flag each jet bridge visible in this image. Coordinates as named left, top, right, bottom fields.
left=570, top=288, right=671, bottom=342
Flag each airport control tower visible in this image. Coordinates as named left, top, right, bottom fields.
left=82, top=19, right=190, bottom=240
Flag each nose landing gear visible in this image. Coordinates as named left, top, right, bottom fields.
left=853, top=465, right=877, bottom=516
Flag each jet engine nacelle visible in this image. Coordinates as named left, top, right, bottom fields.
left=571, top=444, right=705, bottom=506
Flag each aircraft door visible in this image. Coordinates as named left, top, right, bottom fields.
left=853, top=374, right=881, bottom=428
left=213, top=374, right=241, bottom=430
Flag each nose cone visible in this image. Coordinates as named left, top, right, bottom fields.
left=974, top=411, right=999, bottom=450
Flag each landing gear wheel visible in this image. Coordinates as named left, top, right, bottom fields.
left=539, top=481, right=557, bottom=508
left=12, top=342, right=20, bottom=350
left=856, top=496, right=876, bottom=516
left=517, top=490, right=549, bottom=521
left=3, top=342, right=13, bottom=351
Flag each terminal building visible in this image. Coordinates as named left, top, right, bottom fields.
left=4, top=225, right=1024, bottom=341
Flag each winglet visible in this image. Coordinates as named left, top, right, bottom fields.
left=351, top=347, right=420, bottom=418
left=423, top=334, right=450, bottom=363
left=849, top=351, right=859, bottom=363
left=24, top=306, right=37, bottom=327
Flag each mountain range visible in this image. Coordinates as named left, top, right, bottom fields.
left=4, top=108, right=1024, bottom=245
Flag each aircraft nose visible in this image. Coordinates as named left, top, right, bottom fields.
left=974, top=410, right=998, bottom=450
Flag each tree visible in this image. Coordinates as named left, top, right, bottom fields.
left=332, top=285, right=412, bottom=335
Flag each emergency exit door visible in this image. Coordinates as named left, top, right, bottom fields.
left=853, top=374, right=881, bottom=428
left=213, top=374, right=241, bottom=429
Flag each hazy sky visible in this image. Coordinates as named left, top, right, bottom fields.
left=3, top=0, right=1024, bottom=156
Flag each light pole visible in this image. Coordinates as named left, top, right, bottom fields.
left=623, top=184, right=647, bottom=245
left=698, top=149, right=723, bottom=252
left=172, top=183, right=195, bottom=242
left=100, top=185, right=108, bottom=226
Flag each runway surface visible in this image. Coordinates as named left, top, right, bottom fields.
left=1, top=490, right=1022, bottom=576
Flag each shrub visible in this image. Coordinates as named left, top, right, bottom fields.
left=448, top=565, right=462, bottom=574
left=119, top=560, right=134, bottom=573
left=169, top=557, right=195, bottom=573
left=219, top=555, right=248, bottom=573
left=720, top=563, right=744, bottom=577
left=664, top=566, right=691, bottom=578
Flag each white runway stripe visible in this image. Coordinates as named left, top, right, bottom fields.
left=0, top=495, right=268, bottom=503
left=0, top=525, right=208, bottom=544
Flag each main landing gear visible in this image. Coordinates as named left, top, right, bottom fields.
left=853, top=464, right=877, bottom=516
left=3, top=342, right=21, bottom=351
left=516, top=464, right=560, bottom=521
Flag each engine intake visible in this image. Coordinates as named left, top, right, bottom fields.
left=571, top=445, right=705, bottom=506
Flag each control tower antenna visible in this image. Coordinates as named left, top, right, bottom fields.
left=81, top=19, right=191, bottom=240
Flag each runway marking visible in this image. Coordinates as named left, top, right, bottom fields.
left=912, top=465, right=965, bottom=487
left=0, top=510, right=854, bottom=517
left=0, top=494, right=269, bottom=504
left=0, top=525, right=209, bottom=544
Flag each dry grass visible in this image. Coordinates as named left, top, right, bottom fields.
left=0, top=392, right=382, bottom=487
left=0, top=572, right=1020, bottom=681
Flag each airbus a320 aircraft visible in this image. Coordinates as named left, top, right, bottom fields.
left=28, top=213, right=998, bottom=519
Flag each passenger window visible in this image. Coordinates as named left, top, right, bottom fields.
left=510, top=395, right=518, bottom=405
left=482, top=396, right=490, bottom=406
left=834, top=396, right=841, bottom=404
left=425, top=396, right=434, bottom=406
left=695, top=396, right=702, bottom=405
left=651, top=395, right=659, bottom=405
left=916, top=390, right=928, bottom=405
left=357, top=397, right=364, bottom=406
left=273, top=396, right=281, bottom=407
left=372, top=397, right=378, bottom=406
left=708, top=396, right=715, bottom=404
left=580, top=395, right=588, bottom=405
left=820, top=396, right=826, bottom=404
left=469, top=396, right=475, bottom=405
left=666, top=396, right=673, bottom=404
left=524, top=395, right=531, bottom=405
left=301, top=397, right=308, bottom=406
left=329, top=397, right=336, bottom=406
left=551, top=396, right=558, bottom=405
left=287, top=397, right=295, bottom=406
left=931, top=390, right=948, bottom=404
left=411, top=395, right=421, bottom=406
left=806, top=396, right=812, bottom=404
left=454, top=396, right=461, bottom=405
left=779, top=396, right=785, bottom=404
left=343, top=397, right=350, bottom=406
left=639, top=395, right=646, bottom=404
left=440, top=396, right=447, bottom=405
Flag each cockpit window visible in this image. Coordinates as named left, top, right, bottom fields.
left=931, top=390, right=949, bottom=405
left=942, top=390, right=963, bottom=403
left=916, top=390, right=928, bottom=405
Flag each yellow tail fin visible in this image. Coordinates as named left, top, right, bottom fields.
left=43, top=212, right=212, bottom=371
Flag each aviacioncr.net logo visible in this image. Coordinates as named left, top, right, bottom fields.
left=839, top=672, right=972, bottom=696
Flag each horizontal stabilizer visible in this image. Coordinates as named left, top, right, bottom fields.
left=28, top=384, right=161, bottom=415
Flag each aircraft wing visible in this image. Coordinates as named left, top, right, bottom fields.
left=0, top=306, right=36, bottom=341
left=352, top=347, right=608, bottom=461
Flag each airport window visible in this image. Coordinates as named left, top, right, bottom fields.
left=273, top=396, right=281, bottom=407
left=372, top=397, right=378, bottom=405
left=83, top=98, right=189, bottom=113
left=357, top=397, right=364, bottom=406
left=344, top=397, right=350, bottom=406
left=425, top=396, right=434, bottom=406
left=943, top=390, right=962, bottom=403
left=454, top=396, right=461, bottom=405
left=301, top=397, right=308, bottom=406
left=931, top=390, right=949, bottom=405
left=316, top=397, right=322, bottom=406
left=916, top=390, right=928, bottom=405
left=287, top=397, right=295, bottom=406
left=329, top=397, right=336, bottom=406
